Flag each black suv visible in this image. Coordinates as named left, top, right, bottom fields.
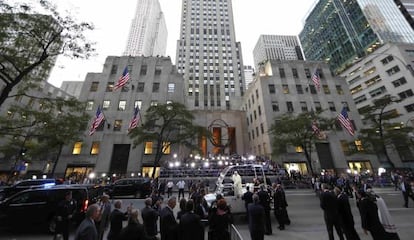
left=106, top=178, right=151, bottom=198
left=0, top=185, right=95, bottom=232
left=0, top=178, right=60, bottom=201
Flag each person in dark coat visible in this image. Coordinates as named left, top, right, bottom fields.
left=334, top=187, right=360, bottom=240
left=357, top=190, right=387, bottom=240
left=74, top=204, right=100, bottom=240
left=117, top=209, right=156, bottom=240
left=242, top=185, right=253, bottom=220
left=273, top=184, right=290, bottom=230
left=178, top=199, right=204, bottom=240
left=257, top=185, right=272, bottom=235
left=400, top=176, right=414, bottom=208
left=160, top=196, right=178, bottom=240
left=55, top=191, right=76, bottom=240
left=320, top=184, right=345, bottom=240
left=248, top=194, right=265, bottom=240
left=141, top=198, right=159, bottom=238
left=208, top=198, right=232, bottom=240
left=97, top=194, right=111, bottom=240
left=176, top=198, right=187, bottom=222
left=107, top=200, right=130, bottom=240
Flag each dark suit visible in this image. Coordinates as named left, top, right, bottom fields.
left=117, top=222, right=155, bottom=240
left=248, top=202, right=265, bottom=240
left=107, top=209, right=128, bottom=240
left=359, top=197, right=387, bottom=240
left=257, top=189, right=272, bottom=234
left=141, top=206, right=159, bottom=237
left=160, top=206, right=178, bottom=240
left=320, top=190, right=345, bottom=240
left=401, top=180, right=414, bottom=207
left=337, top=193, right=360, bottom=240
left=178, top=212, right=204, bottom=240
left=242, top=191, right=253, bottom=215
left=74, top=218, right=98, bottom=240
left=273, top=188, right=290, bottom=229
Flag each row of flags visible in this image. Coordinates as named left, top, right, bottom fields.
left=311, top=107, right=355, bottom=137
left=89, top=106, right=141, bottom=136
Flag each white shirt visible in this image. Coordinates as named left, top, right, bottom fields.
left=177, top=180, right=185, bottom=189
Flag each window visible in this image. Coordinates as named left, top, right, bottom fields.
left=309, top=85, right=317, bottom=94
left=392, top=77, right=407, bottom=87
left=341, top=102, right=350, bottom=111
left=90, top=82, right=99, bottom=92
left=386, top=66, right=400, bottom=76
left=144, top=142, right=153, bottom=154
left=279, top=68, right=285, bottom=78
left=355, top=95, right=367, bottom=104
left=140, top=65, right=147, bottom=75
left=304, top=68, right=311, bottom=78
left=340, top=140, right=350, bottom=155
left=102, top=100, right=110, bottom=110
left=314, top=102, right=322, bottom=111
left=155, top=66, right=162, bottom=75
left=168, top=83, right=175, bottom=93
left=354, top=140, right=364, bottom=151
left=106, top=82, right=114, bottom=92
left=163, top=142, right=170, bottom=154
left=365, top=75, right=381, bottom=87
left=296, top=85, right=303, bottom=94
left=282, top=84, right=289, bottom=94
left=328, top=102, right=336, bottom=111
left=292, top=68, right=298, bottom=78
left=295, top=146, right=303, bottom=153
left=286, top=102, right=294, bottom=112
left=323, top=85, right=330, bottom=94
left=381, top=55, right=394, bottom=65
left=90, top=142, right=100, bottom=155
left=153, top=83, right=160, bottom=92
left=336, top=85, right=344, bottom=95
left=86, top=101, right=94, bottom=111
left=272, top=102, right=279, bottom=112
left=398, top=89, right=414, bottom=100
left=137, top=82, right=145, bottom=92
left=300, top=102, right=308, bottom=112
left=268, top=84, right=275, bottom=94
left=369, top=86, right=387, bottom=97
left=113, top=120, right=122, bottom=131
left=134, top=100, right=142, bottom=109
left=405, top=103, right=414, bottom=112
left=72, top=142, right=82, bottom=155
left=118, top=100, right=126, bottom=111
left=111, top=65, right=118, bottom=75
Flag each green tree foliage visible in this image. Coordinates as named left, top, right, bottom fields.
left=0, top=0, right=94, bottom=106
left=128, top=102, right=208, bottom=178
left=355, top=95, right=413, bottom=168
left=269, top=112, right=332, bottom=175
left=0, top=96, right=89, bottom=175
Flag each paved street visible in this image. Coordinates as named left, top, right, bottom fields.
left=0, top=187, right=413, bottom=240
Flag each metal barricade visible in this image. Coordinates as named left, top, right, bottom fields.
left=230, top=224, right=244, bottom=240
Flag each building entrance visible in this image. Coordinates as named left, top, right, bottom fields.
left=283, top=162, right=309, bottom=176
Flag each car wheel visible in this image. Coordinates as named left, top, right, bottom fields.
left=48, top=218, right=56, bottom=233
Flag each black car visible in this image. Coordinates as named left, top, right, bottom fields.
left=0, top=185, right=92, bottom=233
left=106, top=178, right=151, bottom=198
left=0, top=178, right=61, bottom=201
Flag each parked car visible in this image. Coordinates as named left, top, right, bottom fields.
left=0, top=185, right=93, bottom=233
left=105, top=178, right=151, bottom=198
left=0, top=178, right=61, bottom=201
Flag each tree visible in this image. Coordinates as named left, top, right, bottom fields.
left=355, top=95, right=413, bottom=168
left=269, top=112, right=332, bottom=175
left=128, top=102, right=208, bottom=179
left=0, top=0, right=94, bottom=107
left=0, top=96, right=89, bottom=177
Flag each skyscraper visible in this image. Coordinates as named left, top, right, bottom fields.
left=123, top=0, right=167, bottom=57
left=299, top=0, right=414, bottom=74
left=253, top=35, right=304, bottom=70
left=176, top=0, right=245, bottom=111
left=394, top=0, right=414, bottom=30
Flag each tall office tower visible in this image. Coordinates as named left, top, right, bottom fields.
left=176, top=0, right=245, bottom=111
left=253, top=35, right=304, bottom=70
left=243, top=65, right=255, bottom=89
left=394, top=0, right=414, bottom=30
left=299, top=0, right=414, bottom=74
left=123, top=0, right=167, bottom=57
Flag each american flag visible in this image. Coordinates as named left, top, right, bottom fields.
left=89, top=106, right=105, bottom=136
left=128, top=106, right=140, bottom=132
left=311, top=120, right=320, bottom=135
left=113, top=67, right=130, bottom=91
left=337, top=107, right=355, bottom=136
left=311, top=69, right=320, bottom=91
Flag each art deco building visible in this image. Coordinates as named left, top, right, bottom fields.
left=300, top=0, right=414, bottom=74
left=175, top=0, right=245, bottom=111
left=253, top=35, right=304, bottom=70
left=244, top=59, right=378, bottom=174
left=123, top=0, right=167, bottom=57
left=394, top=0, right=414, bottom=30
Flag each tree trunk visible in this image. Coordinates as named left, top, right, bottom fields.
left=0, top=84, right=13, bottom=107
left=303, top=142, right=315, bottom=175
left=50, top=143, right=63, bottom=177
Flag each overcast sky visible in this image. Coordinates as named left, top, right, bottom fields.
left=48, top=0, right=317, bottom=87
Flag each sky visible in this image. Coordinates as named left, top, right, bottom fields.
left=48, top=0, right=318, bottom=87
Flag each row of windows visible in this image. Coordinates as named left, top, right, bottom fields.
left=267, top=84, right=344, bottom=95
left=86, top=99, right=172, bottom=111
left=90, top=81, right=175, bottom=93
left=72, top=141, right=171, bottom=155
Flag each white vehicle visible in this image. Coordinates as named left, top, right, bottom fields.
left=204, top=164, right=271, bottom=214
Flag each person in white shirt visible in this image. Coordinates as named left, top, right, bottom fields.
left=166, top=181, right=174, bottom=198
left=177, top=180, right=186, bottom=199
